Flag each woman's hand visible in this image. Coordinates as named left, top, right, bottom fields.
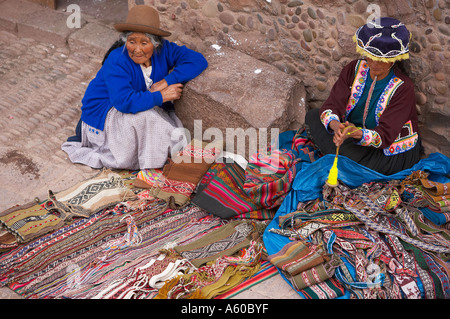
left=159, top=83, right=184, bottom=103
left=150, top=79, right=169, bottom=93
left=150, top=79, right=184, bottom=102
left=329, top=120, right=362, bottom=147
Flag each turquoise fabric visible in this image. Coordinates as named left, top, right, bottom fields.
left=347, top=69, right=394, bottom=129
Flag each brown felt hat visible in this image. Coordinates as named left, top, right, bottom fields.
left=114, top=5, right=171, bottom=37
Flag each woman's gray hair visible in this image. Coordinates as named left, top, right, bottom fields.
left=120, top=31, right=163, bottom=50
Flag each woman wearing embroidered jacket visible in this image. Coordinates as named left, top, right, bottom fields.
left=305, top=17, right=422, bottom=175
left=62, top=5, right=208, bottom=170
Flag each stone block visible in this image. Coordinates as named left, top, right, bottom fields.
left=68, top=22, right=118, bottom=56
left=0, top=0, right=39, bottom=33
left=15, top=0, right=86, bottom=46
left=175, top=45, right=306, bottom=159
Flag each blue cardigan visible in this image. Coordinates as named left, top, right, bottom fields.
left=80, top=40, right=208, bottom=131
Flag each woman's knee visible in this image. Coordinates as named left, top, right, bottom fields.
left=305, top=108, right=320, bottom=126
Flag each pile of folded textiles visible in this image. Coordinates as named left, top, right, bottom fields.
left=0, top=174, right=270, bottom=299
left=267, top=171, right=450, bottom=299
left=135, top=129, right=320, bottom=220
left=0, top=131, right=318, bottom=299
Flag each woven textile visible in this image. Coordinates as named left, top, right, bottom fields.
left=150, top=139, right=222, bottom=208
left=156, top=240, right=264, bottom=299
left=244, top=127, right=321, bottom=210
left=174, top=220, right=254, bottom=268
left=49, top=169, right=136, bottom=219
left=0, top=199, right=165, bottom=296
left=268, top=241, right=330, bottom=276
left=89, top=250, right=191, bottom=299
left=0, top=170, right=136, bottom=245
left=267, top=174, right=450, bottom=299
left=134, top=168, right=163, bottom=189
left=0, top=198, right=225, bottom=299
left=420, top=178, right=450, bottom=213
left=299, top=277, right=346, bottom=299
left=267, top=240, right=343, bottom=295
left=192, top=162, right=274, bottom=220
left=0, top=230, right=18, bottom=252
left=60, top=205, right=223, bottom=299
left=0, top=201, right=65, bottom=245
left=214, top=260, right=278, bottom=299
left=191, top=128, right=320, bottom=220
left=289, top=257, right=340, bottom=291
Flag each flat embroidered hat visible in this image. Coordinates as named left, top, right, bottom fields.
left=114, top=5, right=171, bottom=37
left=353, top=17, right=410, bottom=63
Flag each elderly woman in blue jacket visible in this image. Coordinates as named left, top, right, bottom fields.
left=62, top=5, right=208, bottom=170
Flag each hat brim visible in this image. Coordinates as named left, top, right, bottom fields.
left=352, top=34, right=409, bottom=63
left=114, top=23, right=171, bottom=37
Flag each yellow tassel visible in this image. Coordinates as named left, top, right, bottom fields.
left=154, top=276, right=180, bottom=299
left=326, top=154, right=339, bottom=187
left=325, top=126, right=361, bottom=187
left=188, top=289, right=207, bottom=299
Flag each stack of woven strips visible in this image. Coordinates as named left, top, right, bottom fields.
left=0, top=170, right=274, bottom=299
left=0, top=169, right=137, bottom=251
left=0, top=130, right=323, bottom=299
left=268, top=171, right=450, bottom=299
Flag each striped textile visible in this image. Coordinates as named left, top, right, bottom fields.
left=192, top=128, right=320, bottom=220
left=214, top=260, right=278, bottom=299
left=299, top=277, right=346, bottom=299
left=192, top=162, right=274, bottom=220
left=0, top=170, right=137, bottom=246
left=244, top=128, right=321, bottom=210
left=2, top=201, right=224, bottom=298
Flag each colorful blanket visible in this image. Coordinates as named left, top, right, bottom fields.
left=264, top=152, right=450, bottom=299
left=192, top=128, right=321, bottom=220
left=192, top=162, right=275, bottom=220
left=244, top=128, right=321, bottom=210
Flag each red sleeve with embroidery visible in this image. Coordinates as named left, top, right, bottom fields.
left=319, top=60, right=358, bottom=132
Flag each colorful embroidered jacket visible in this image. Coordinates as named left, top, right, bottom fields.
left=319, top=59, right=419, bottom=156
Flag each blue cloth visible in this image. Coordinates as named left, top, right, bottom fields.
left=80, top=40, right=208, bottom=131
left=263, top=152, right=450, bottom=298
left=420, top=207, right=448, bottom=226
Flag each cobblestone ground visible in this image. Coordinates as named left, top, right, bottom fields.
left=0, top=30, right=99, bottom=299
left=0, top=30, right=99, bottom=209
left=0, top=30, right=300, bottom=300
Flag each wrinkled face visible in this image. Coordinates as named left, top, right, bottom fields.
left=366, top=57, right=394, bottom=80
left=126, top=32, right=154, bottom=67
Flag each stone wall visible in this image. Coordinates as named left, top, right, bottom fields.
left=136, top=0, right=449, bottom=157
